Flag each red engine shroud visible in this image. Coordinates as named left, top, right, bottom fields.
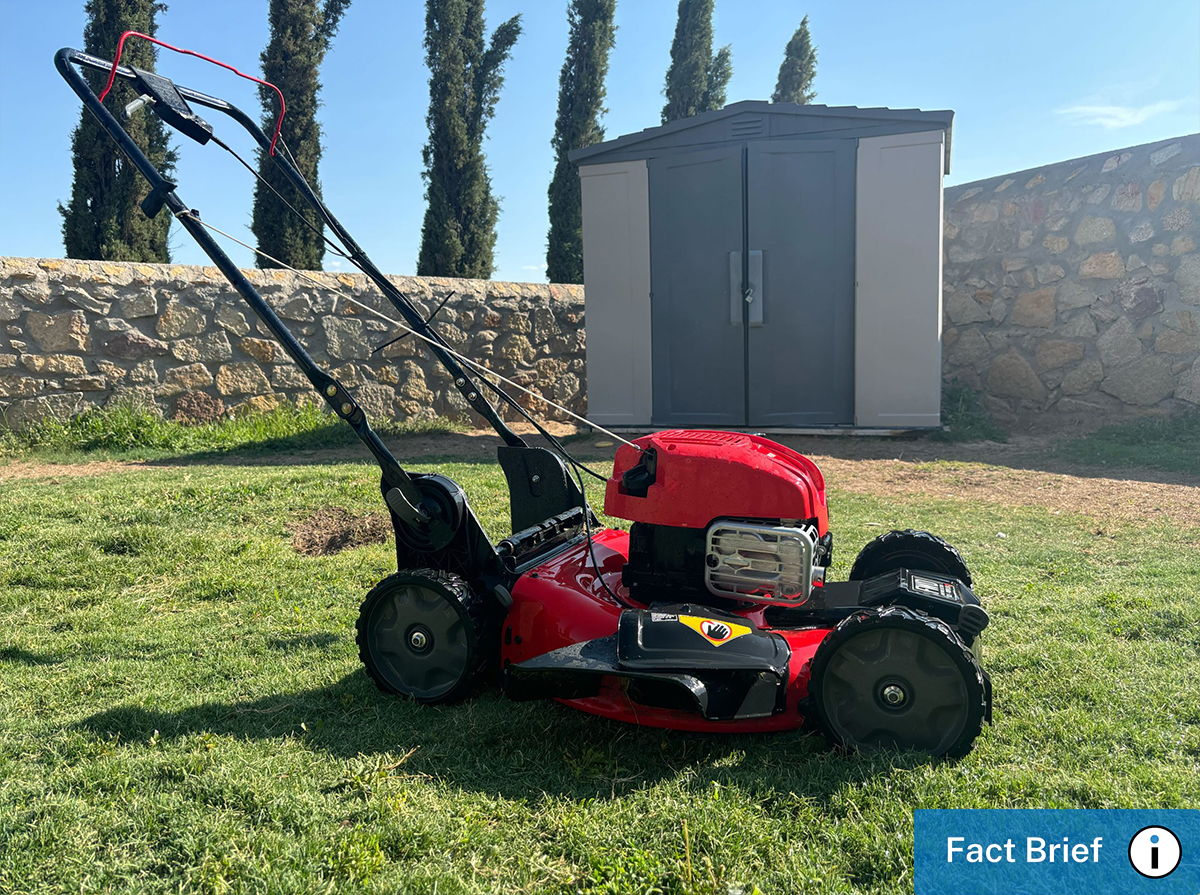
left=605, top=430, right=829, bottom=533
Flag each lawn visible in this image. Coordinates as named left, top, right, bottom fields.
left=1, top=420, right=1198, bottom=893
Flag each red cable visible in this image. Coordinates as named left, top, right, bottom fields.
left=96, top=30, right=286, bottom=155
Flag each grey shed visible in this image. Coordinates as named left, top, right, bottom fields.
left=569, top=100, right=954, bottom=430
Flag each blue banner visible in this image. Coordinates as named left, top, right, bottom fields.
left=914, top=809, right=1200, bottom=895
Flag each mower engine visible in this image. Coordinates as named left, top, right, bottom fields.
left=608, top=430, right=832, bottom=606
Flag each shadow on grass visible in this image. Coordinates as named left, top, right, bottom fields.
left=0, top=646, right=61, bottom=666
left=77, top=670, right=937, bottom=802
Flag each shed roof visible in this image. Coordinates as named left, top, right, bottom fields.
left=570, top=100, right=954, bottom=173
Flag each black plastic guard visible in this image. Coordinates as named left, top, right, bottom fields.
left=769, top=569, right=989, bottom=644
left=503, top=605, right=790, bottom=721
left=498, top=446, right=588, bottom=534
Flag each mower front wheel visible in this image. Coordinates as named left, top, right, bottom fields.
left=356, top=569, right=490, bottom=705
left=807, top=605, right=989, bottom=758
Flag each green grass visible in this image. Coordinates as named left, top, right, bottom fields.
left=1055, top=411, right=1200, bottom=476
left=0, top=403, right=466, bottom=464
left=1, top=451, right=1197, bottom=893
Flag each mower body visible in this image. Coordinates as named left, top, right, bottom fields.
left=499, top=431, right=988, bottom=739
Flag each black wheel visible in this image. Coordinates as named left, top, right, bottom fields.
left=849, top=529, right=972, bottom=586
left=356, top=569, right=490, bottom=705
left=807, top=605, right=989, bottom=758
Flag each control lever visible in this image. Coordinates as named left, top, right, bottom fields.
left=123, top=93, right=154, bottom=119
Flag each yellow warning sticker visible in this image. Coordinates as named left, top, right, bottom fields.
left=679, top=615, right=752, bottom=647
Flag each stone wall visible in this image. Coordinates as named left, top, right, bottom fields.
left=0, top=258, right=585, bottom=428
left=943, top=134, right=1200, bottom=426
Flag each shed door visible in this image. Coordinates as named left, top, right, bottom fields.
left=648, top=140, right=856, bottom=427
left=746, top=139, right=856, bottom=426
left=648, top=146, right=745, bottom=427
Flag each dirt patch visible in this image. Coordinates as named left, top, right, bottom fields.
left=810, top=455, right=1200, bottom=528
left=290, top=507, right=393, bottom=556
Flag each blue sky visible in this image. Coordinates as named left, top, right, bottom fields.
left=1, top=0, right=1197, bottom=282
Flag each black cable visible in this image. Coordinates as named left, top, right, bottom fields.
left=217, top=130, right=616, bottom=473
left=372, top=291, right=457, bottom=356
left=572, top=462, right=626, bottom=605
left=474, top=371, right=608, bottom=483
left=209, top=134, right=352, bottom=261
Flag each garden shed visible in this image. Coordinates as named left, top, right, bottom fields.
left=570, top=100, right=954, bottom=430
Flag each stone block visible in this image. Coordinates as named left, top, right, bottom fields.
left=104, top=330, right=168, bottom=360
left=1074, top=216, right=1115, bottom=245
left=0, top=374, right=43, bottom=398
left=1035, top=340, right=1084, bottom=371
left=945, top=291, right=991, bottom=325
left=1080, top=251, right=1125, bottom=279
left=171, top=331, right=232, bottom=363
left=1061, top=359, right=1103, bottom=395
left=1176, top=254, right=1200, bottom=306
left=1150, top=143, right=1181, bottom=166
left=3, top=392, right=85, bottom=427
left=1109, top=182, right=1142, bottom=212
left=65, top=375, right=109, bottom=391
left=1162, top=207, right=1193, bottom=231
left=1155, top=329, right=1200, bottom=354
left=322, top=317, right=370, bottom=360
left=27, top=310, right=90, bottom=352
left=216, top=362, right=272, bottom=396
left=120, top=292, right=158, bottom=318
left=61, top=288, right=111, bottom=315
left=1100, top=355, right=1176, bottom=405
left=1097, top=317, right=1143, bottom=367
left=215, top=304, right=251, bottom=336
left=1176, top=359, right=1200, bottom=404
left=947, top=327, right=990, bottom=366
left=1147, top=181, right=1167, bottom=210
left=1172, top=236, right=1197, bottom=255
left=20, top=354, right=87, bottom=375
left=1061, top=312, right=1097, bottom=338
left=158, top=363, right=214, bottom=397
left=1010, top=288, right=1056, bottom=328
left=1128, top=222, right=1156, bottom=248
left=1173, top=167, right=1200, bottom=202
left=986, top=349, right=1046, bottom=400
left=239, top=338, right=282, bottom=363
left=1036, top=263, right=1065, bottom=284
left=156, top=300, right=207, bottom=339
left=1110, top=277, right=1162, bottom=321
left=1042, top=235, right=1069, bottom=254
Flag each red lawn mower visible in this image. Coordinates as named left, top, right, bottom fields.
left=59, top=39, right=992, bottom=758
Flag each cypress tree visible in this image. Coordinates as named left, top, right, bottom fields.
left=545, top=0, right=616, bottom=285
left=60, top=0, right=176, bottom=262
left=417, top=0, right=522, bottom=279
left=250, top=0, right=351, bottom=271
left=661, top=0, right=732, bottom=124
left=772, top=15, right=817, bottom=105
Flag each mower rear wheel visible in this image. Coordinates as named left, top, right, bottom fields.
left=356, top=569, right=489, bottom=705
left=849, top=529, right=972, bottom=587
left=807, top=605, right=988, bottom=758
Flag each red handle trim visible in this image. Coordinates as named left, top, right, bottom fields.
left=96, top=30, right=286, bottom=155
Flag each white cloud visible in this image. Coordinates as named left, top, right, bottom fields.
left=1057, top=99, right=1187, bottom=129
left=521, top=263, right=547, bottom=271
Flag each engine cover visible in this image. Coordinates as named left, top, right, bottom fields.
left=605, top=430, right=829, bottom=534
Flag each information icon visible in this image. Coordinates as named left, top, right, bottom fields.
left=1128, top=826, right=1182, bottom=879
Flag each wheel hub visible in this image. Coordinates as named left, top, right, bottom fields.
left=408, top=626, right=432, bottom=652
left=879, top=681, right=908, bottom=709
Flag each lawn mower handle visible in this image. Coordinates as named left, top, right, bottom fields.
left=55, top=46, right=456, bottom=531
left=54, top=47, right=527, bottom=453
